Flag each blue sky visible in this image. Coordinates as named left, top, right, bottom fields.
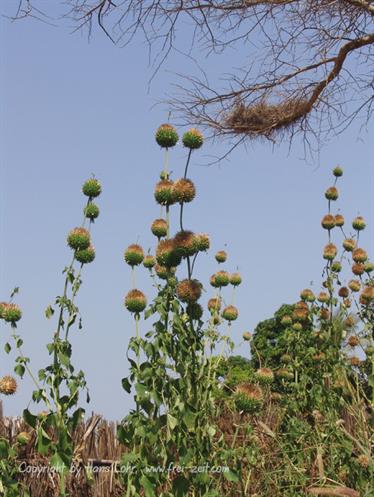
left=1, top=2, right=373, bottom=420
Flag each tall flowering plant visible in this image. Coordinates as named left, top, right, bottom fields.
left=119, top=124, right=243, bottom=496
left=0, top=178, right=102, bottom=496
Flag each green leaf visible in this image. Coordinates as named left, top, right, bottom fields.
left=58, top=352, right=70, bottom=367
left=23, top=409, right=37, bottom=429
left=14, top=364, right=25, bottom=378
left=223, top=469, right=240, bottom=483
left=45, top=305, right=54, bottom=319
left=122, top=377, right=132, bottom=393
left=167, top=413, right=178, bottom=431
left=10, top=287, right=19, bottom=298
left=172, top=476, right=189, bottom=497
left=4, top=342, right=11, bottom=354
left=140, top=475, right=155, bottom=497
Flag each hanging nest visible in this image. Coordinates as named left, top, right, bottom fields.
left=223, top=98, right=311, bottom=138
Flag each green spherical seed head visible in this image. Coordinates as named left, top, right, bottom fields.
left=125, top=289, right=147, bottom=313
left=143, top=255, right=156, bottom=269
left=323, top=243, right=337, bottom=261
left=352, top=216, right=366, bottom=231
left=2, top=304, right=22, bottom=323
left=151, top=219, right=168, bottom=238
left=325, top=186, right=339, bottom=201
left=222, top=305, right=238, bottom=321
left=182, top=128, right=204, bottom=149
left=230, top=273, right=242, bottom=286
left=321, top=214, right=336, bottom=230
left=154, top=264, right=176, bottom=280
left=242, top=331, right=252, bottom=341
left=292, top=322, right=302, bottom=331
left=0, top=375, right=17, bottom=395
left=82, top=178, right=102, bottom=198
left=75, top=246, right=95, bottom=264
left=215, top=251, right=227, bottom=263
left=186, top=303, right=203, bottom=320
left=331, top=261, right=342, bottom=273
left=254, top=368, right=274, bottom=384
left=195, top=233, right=210, bottom=252
left=234, top=384, right=263, bottom=413
left=17, top=432, right=31, bottom=445
left=124, top=244, right=145, bottom=267
left=176, top=279, right=202, bottom=303
left=156, top=239, right=181, bottom=267
left=67, top=228, right=91, bottom=250
left=174, top=231, right=199, bottom=258
left=281, top=315, right=293, bottom=326
left=343, top=238, right=356, bottom=252
left=0, top=302, right=7, bottom=319
left=154, top=180, right=176, bottom=206
left=364, top=261, right=374, bottom=273
left=211, top=271, right=230, bottom=288
left=173, top=178, right=196, bottom=204
left=333, top=166, right=343, bottom=177
left=84, top=203, right=100, bottom=220
left=155, top=124, right=179, bottom=148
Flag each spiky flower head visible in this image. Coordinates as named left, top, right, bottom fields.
left=349, top=356, right=360, bottom=367
left=343, top=238, right=356, bottom=252
left=360, top=286, right=374, bottom=306
left=143, top=255, right=156, bottom=269
left=334, top=214, right=345, bottom=227
left=0, top=375, right=17, bottom=395
left=320, top=308, right=331, bottom=321
left=292, top=308, right=309, bottom=323
left=254, top=367, right=274, bottom=384
left=300, top=289, right=315, bottom=302
left=318, top=292, right=330, bottom=304
left=154, top=180, right=176, bottom=206
left=173, top=178, right=196, bottom=203
left=295, top=300, right=308, bottom=310
left=151, top=219, right=168, bottom=238
left=182, top=128, right=204, bottom=149
left=364, top=261, right=374, bottom=273
left=1, top=303, right=22, bottom=323
left=82, top=178, right=102, bottom=198
left=215, top=251, right=227, bottom=263
left=156, top=239, right=181, bottom=267
left=277, top=368, right=294, bottom=380
left=344, top=315, right=355, bottom=328
left=230, top=272, right=242, bottom=286
left=124, top=289, right=147, bottom=313
left=357, top=455, right=370, bottom=469
left=321, top=214, right=336, bottom=230
left=348, top=335, right=359, bottom=347
left=0, top=302, right=7, bottom=319
left=195, top=233, right=210, bottom=252
left=325, top=186, right=339, bottom=201
left=281, top=354, right=292, bottom=364
left=333, top=166, right=343, bottom=177
left=323, top=243, right=337, bottom=261
left=234, top=383, right=263, bottom=413
left=186, top=303, right=203, bottom=320
left=84, top=203, right=100, bottom=221
left=177, top=279, right=202, bottom=303
left=242, top=331, right=252, bottom=341
left=75, top=246, right=95, bottom=264
left=352, top=263, right=365, bottom=276
left=155, top=123, right=179, bottom=148
left=352, top=248, right=368, bottom=263
left=124, top=244, right=144, bottom=267
left=352, top=216, right=366, bottom=231
left=67, top=227, right=90, bottom=251
left=222, top=305, right=239, bottom=321
left=154, top=264, right=176, bottom=280
left=281, top=315, right=293, bottom=326
left=17, top=431, right=31, bottom=446
left=210, top=271, right=230, bottom=288
left=343, top=298, right=352, bottom=308
left=338, top=287, right=349, bottom=298
left=331, top=261, right=342, bottom=273
left=292, top=322, right=303, bottom=331
left=348, top=279, right=361, bottom=292
left=174, top=231, right=199, bottom=257
left=207, top=297, right=221, bottom=313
